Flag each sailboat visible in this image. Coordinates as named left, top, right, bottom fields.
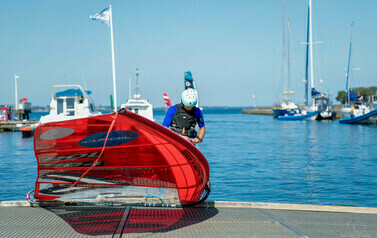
left=184, top=71, right=202, bottom=110
left=340, top=23, right=377, bottom=124
left=273, top=0, right=300, bottom=118
left=120, top=68, right=155, bottom=121
left=303, top=0, right=336, bottom=120
left=277, top=0, right=319, bottom=121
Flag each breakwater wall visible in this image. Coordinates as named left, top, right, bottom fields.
left=241, top=106, right=274, bottom=115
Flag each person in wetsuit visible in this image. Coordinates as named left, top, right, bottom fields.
left=162, top=89, right=205, bottom=145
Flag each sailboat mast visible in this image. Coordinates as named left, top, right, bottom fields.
left=304, top=0, right=310, bottom=106
left=345, top=22, right=353, bottom=105
left=282, top=0, right=287, bottom=99
left=135, top=68, right=140, bottom=96
left=287, top=19, right=291, bottom=97
left=309, top=0, right=314, bottom=92
left=308, top=0, right=317, bottom=108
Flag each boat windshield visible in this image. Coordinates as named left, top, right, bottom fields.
left=89, top=103, right=95, bottom=112
left=57, top=99, right=64, bottom=115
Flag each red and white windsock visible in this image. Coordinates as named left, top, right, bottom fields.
left=163, top=93, right=172, bottom=113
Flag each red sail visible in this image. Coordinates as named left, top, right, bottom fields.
left=33, top=109, right=210, bottom=204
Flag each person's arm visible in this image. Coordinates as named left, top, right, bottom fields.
left=192, top=126, right=205, bottom=144
left=162, top=106, right=176, bottom=127
left=191, top=108, right=205, bottom=144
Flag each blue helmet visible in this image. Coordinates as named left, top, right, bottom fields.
left=181, top=89, right=198, bottom=107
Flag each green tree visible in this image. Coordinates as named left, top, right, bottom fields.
left=336, top=86, right=377, bottom=104
left=336, top=91, right=346, bottom=104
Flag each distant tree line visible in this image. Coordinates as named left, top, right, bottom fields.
left=336, top=86, right=377, bottom=104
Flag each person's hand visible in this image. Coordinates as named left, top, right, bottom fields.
left=182, top=135, right=191, bottom=141
left=191, top=137, right=202, bottom=145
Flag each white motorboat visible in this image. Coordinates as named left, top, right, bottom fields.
left=120, top=68, right=155, bottom=121
left=39, top=85, right=101, bottom=124
left=342, top=101, right=370, bottom=118
left=21, top=85, right=101, bottom=137
left=340, top=100, right=377, bottom=124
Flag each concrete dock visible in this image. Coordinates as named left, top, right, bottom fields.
left=0, top=120, right=37, bottom=132
left=1, top=200, right=376, bottom=237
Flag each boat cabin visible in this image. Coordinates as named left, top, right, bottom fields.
left=314, top=96, right=331, bottom=110
left=120, top=68, right=155, bottom=121
left=121, top=94, right=154, bottom=121
left=39, top=85, right=100, bottom=124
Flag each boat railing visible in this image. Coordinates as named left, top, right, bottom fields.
left=368, top=95, right=377, bottom=108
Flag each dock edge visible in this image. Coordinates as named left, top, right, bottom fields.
left=1, top=200, right=377, bottom=214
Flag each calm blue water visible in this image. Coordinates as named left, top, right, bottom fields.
left=1, top=109, right=377, bottom=207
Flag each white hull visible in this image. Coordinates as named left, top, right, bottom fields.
left=341, top=104, right=371, bottom=118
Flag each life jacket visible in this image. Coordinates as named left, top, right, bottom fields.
left=170, top=104, right=198, bottom=137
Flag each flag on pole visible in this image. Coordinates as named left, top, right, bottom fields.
left=90, top=5, right=118, bottom=112
left=90, top=7, right=111, bottom=26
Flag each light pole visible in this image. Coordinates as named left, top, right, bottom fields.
left=14, top=75, right=19, bottom=110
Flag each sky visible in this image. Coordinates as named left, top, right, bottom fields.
left=1, top=0, right=377, bottom=107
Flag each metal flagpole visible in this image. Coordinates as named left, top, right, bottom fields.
left=109, top=5, right=117, bottom=112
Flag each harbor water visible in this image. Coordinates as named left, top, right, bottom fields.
left=0, top=108, right=376, bottom=207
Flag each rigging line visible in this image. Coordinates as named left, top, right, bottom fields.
left=287, top=15, right=300, bottom=99
left=351, top=26, right=360, bottom=87
left=315, top=45, right=322, bottom=88
left=145, top=187, right=165, bottom=203
left=81, top=70, right=88, bottom=91
left=272, top=13, right=281, bottom=103
left=312, top=12, right=323, bottom=88
left=273, top=47, right=279, bottom=104
left=69, top=112, right=119, bottom=188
